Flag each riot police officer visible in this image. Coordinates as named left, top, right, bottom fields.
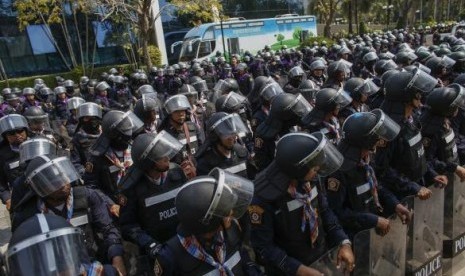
left=196, top=112, right=250, bottom=177
left=0, top=114, right=29, bottom=211
left=157, top=95, right=203, bottom=179
left=83, top=110, right=143, bottom=208
left=283, top=66, right=305, bottom=94
left=326, top=110, right=412, bottom=238
left=250, top=80, right=283, bottom=133
left=22, top=87, right=41, bottom=110
left=7, top=214, right=120, bottom=275
left=376, top=69, right=448, bottom=201
left=119, top=131, right=187, bottom=272
left=250, top=132, right=355, bottom=275
left=154, top=168, right=262, bottom=276
left=338, top=77, right=379, bottom=121
left=71, top=102, right=103, bottom=174
left=134, top=97, right=161, bottom=134
left=323, top=60, right=352, bottom=90
left=12, top=156, right=126, bottom=274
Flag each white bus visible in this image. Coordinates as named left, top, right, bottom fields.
left=177, top=14, right=317, bottom=63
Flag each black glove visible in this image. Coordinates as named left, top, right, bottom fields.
left=145, top=242, right=163, bottom=258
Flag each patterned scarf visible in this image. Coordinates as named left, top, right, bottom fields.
left=288, top=181, right=319, bottom=245
left=323, top=117, right=341, bottom=144
left=38, top=188, right=74, bottom=221
left=105, top=147, right=132, bottom=185
left=80, top=261, right=104, bottom=276
left=360, top=156, right=383, bottom=212
left=178, top=231, right=232, bottom=276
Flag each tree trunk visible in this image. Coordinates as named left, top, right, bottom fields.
left=348, top=0, right=353, bottom=34
left=354, top=0, right=359, bottom=34
left=61, top=10, right=78, bottom=68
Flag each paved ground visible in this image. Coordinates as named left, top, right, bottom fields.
left=0, top=204, right=10, bottom=253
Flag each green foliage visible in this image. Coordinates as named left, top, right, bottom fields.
left=138, top=45, right=162, bottom=67
left=359, top=22, right=368, bottom=34
left=292, top=27, right=303, bottom=41
left=170, top=0, right=223, bottom=25
left=300, top=36, right=335, bottom=48
left=276, top=33, right=285, bottom=42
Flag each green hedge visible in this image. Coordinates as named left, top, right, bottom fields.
left=0, top=64, right=134, bottom=90
left=300, top=37, right=336, bottom=48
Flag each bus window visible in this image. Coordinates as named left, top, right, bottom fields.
left=179, top=38, right=200, bottom=62
left=198, top=40, right=216, bottom=58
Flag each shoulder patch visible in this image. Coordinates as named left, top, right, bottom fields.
left=154, top=258, right=163, bottom=276
left=254, top=137, right=264, bottom=149
left=248, top=205, right=264, bottom=225
left=116, top=194, right=128, bottom=207
left=85, top=162, right=93, bottom=173
left=327, top=178, right=341, bottom=192
left=422, top=137, right=431, bottom=148
left=377, top=139, right=387, bottom=148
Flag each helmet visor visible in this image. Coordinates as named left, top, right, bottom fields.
left=260, top=82, right=284, bottom=102
left=213, top=79, right=229, bottom=94
left=164, top=95, right=191, bottom=114
left=450, top=84, right=465, bottom=110
left=26, top=157, right=81, bottom=197
left=113, top=111, right=144, bottom=136
left=220, top=92, right=246, bottom=111
left=297, top=132, right=343, bottom=176
left=0, top=115, right=28, bottom=135
left=442, top=56, right=457, bottom=68
left=141, top=92, right=158, bottom=101
left=192, top=79, right=209, bottom=93
left=356, top=79, right=380, bottom=96
left=333, top=89, right=353, bottom=108
left=142, top=130, right=183, bottom=162
left=20, top=138, right=57, bottom=165
left=66, top=97, right=85, bottom=110
left=206, top=168, right=254, bottom=220
left=7, top=228, right=90, bottom=276
left=77, top=103, right=102, bottom=119
left=210, top=113, right=250, bottom=138
left=370, top=109, right=401, bottom=141
left=287, top=94, right=313, bottom=117
left=407, top=68, right=438, bottom=93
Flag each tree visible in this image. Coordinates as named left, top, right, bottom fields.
left=315, top=0, right=344, bottom=37
left=292, top=27, right=302, bottom=41
left=276, top=33, right=285, bottom=45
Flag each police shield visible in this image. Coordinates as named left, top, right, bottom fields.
left=443, top=173, right=465, bottom=274
left=309, top=246, right=347, bottom=275
left=405, top=186, right=444, bottom=275
left=353, top=210, right=408, bottom=276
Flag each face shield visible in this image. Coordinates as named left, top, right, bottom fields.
left=0, top=115, right=28, bottom=135
left=285, top=93, right=313, bottom=117
left=449, top=84, right=465, bottom=110
left=26, top=157, right=81, bottom=198
left=192, top=79, right=209, bottom=93
left=294, top=132, right=343, bottom=176
left=210, top=113, right=250, bottom=138
left=164, top=95, right=191, bottom=114
left=141, top=92, right=158, bottom=101
left=442, top=56, right=457, bottom=69
left=66, top=97, right=85, bottom=111
left=181, top=91, right=199, bottom=103
left=213, top=79, right=229, bottom=94
left=77, top=103, right=102, bottom=119
left=369, top=109, right=401, bottom=141
left=220, top=92, right=246, bottom=111
left=20, top=138, right=57, bottom=165
left=354, top=78, right=380, bottom=96
left=260, top=82, right=284, bottom=102
left=407, top=68, right=438, bottom=93
left=332, top=89, right=353, bottom=109
left=27, top=114, right=50, bottom=131
left=141, top=130, right=183, bottom=162
left=111, top=111, right=144, bottom=138
left=338, top=59, right=353, bottom=74
left=205, top=168, right=254, bottom=222
left=413, top=62, right=432, bottom=74
left=6, top=227, right=90, bottom=276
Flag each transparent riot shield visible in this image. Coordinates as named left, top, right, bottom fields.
left=443, top=173, right=465, bottom=275
left=309, top=246, right=348, bottom=276
left=353, top=208, right=409, bottom=276
left=405, top=186, right=444, bottom=275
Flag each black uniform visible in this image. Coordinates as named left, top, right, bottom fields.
left=0, top=143, right=22, bottom=205
left=71, top=130, right=100, bottom=174
left=195, top=143, right=248, bottom=177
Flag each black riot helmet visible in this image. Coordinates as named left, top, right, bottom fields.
left=343, top=77, right=379, bottom=102
left=23, top=106, right=49, bottom=131
left=425, top=56, right=456, bottom=77
left=288, top=66, right=305, bottom=87
left=131, top=131, right=182, bottom=171
left=190, top=76, right=209, bottom=93
left=275, top=132, right=343, bottom=179
left=374, top=59, right=398, bottom=76
left=179, top=84, right=199, bottom=103
left=206, top=112, right=249, bottom=142
left=269, top=93, right=313, bottom=122
left=175, top=168, right=254, bottom=235
left=454, top=73, right=465, bottom=86
left=383, top=69, right=437, bottom=103
left=0, top=114, right=29, bottom=139
left=327, top=60, right=352, bottom=79
left=19, top=138, right=57, bottom=166
left=298, top=79, right=319, bottom=103
left=215, top=92, right=247, bottom=114
left=101, top=110, right=143, bottom=141
left=95, top=81, right=111, bottom=94
left=25, top=156, right=80, bottom=198
left=259, top=81, right=284, bottom=103
left=426, top=84, right=465, bottom=117
left=395, top=51, right=417, bottom=66
left=7, top=214, right=91, bottom=276
left=314, top=88, right=352, bottom=112
left=22, top=87, right=36, bottom=97
left=223, top=78, right=240, bottom=93
left=164, top=94, right=191, bottom=114
left=134, top=97, right=159, bottom=121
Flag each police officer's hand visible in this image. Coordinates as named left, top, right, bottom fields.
left=109, top=204, right=120, bottom=217
left=146, top=242, right=163, bottom=258
left=456, top=166, right=465, bottom=182
left=395, top=203, right=412, bottom=224
left=337, top=244, right=355, bottom=272
left=112, top=256, right=127, bottom=276
left=5, top=199, right=10, bottom=211
left=296, top=265, right=323, bottom=276
left=417, top=187, right=433, bottom=200
left=376, top=217, right=390, bottom=236
left=434, top=175, right=448, bottom=188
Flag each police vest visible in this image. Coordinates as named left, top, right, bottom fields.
left=133, top=165, right=185, bottom=243
left=197, top=144, right=248, bottom=178
left=166, top=222, right=244, bottom=275
left=343, top=168, right=378, bottom=218
left=394, top=121, right=427, bottom=181
left=174, top=122, right=199, bottom=164
left=69, top=186, right=97, bottom=258
left=2, top=150, right=22, bottom=185
left=272, top=182, right=327, bottom=265
left=74, top=131, right=100, bottom=164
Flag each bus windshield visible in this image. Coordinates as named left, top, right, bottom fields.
left=179, top=38, right=200, bottom=62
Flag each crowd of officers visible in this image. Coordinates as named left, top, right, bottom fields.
left=3, top=27, right=465, bottom=276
